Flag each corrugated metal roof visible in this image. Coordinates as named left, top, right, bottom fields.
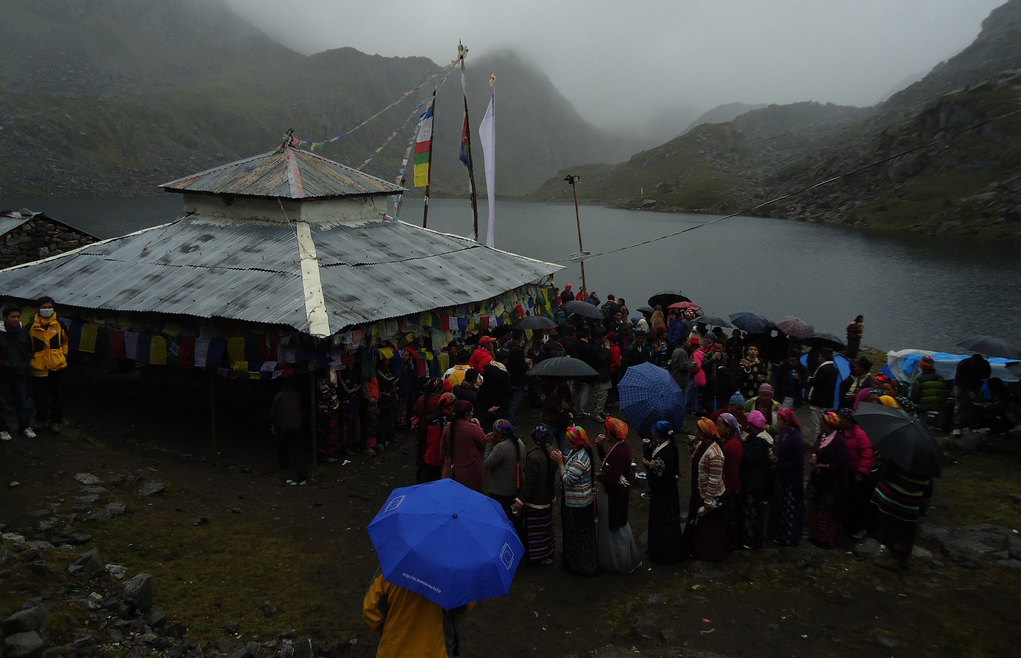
left=0, top=216, right=31, bottom=236
left=0, top=216, right=561, bottom=336
left=159, top=147, right=405, bottom=199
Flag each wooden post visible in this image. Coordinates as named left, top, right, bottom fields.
left=309, top=371, right=317, bottom=473
left=209, top=371, right=217, bottom=448
left=458, top=42, right=481, bottom=241
left=565, top=174, right=587, bottom=292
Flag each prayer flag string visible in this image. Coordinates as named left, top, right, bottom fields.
left=288, top=61, right=458, bottom=152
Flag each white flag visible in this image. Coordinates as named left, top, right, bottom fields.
left=478, top=82, right=497, bottom=248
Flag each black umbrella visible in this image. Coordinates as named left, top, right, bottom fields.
left=512, top=315, right=557, bottom=331
left=636, top=305, right=655, bottom=315
left=527, top=357, right=598, bottom=378
left=804, top=331, right=847, bottom=350
left=647, top=291, right=691, bottom=308
left=956, top=335, right=1021, bottom=360
left=853, top=403, right=945, bottom=477
left=693, top=314, right=732, bottom=328
left=562, top=300, right=604, bottom=320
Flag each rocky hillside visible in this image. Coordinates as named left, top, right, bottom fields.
left=0, top=0, right=634, bottom=198
left=540, top=0, right=1021, bottom=241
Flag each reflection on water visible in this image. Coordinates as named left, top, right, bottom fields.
left=2, top=195, right=1018, bottom=353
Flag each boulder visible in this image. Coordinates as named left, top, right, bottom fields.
left=136, top=481, right=166, bottom=498
left=2, top=606, right=49, bottom=634
left=5, top=631, right=46, bottom=658
left=124, top=573, right=154, bottom=614
left=853, top=538, right=883, bottom=559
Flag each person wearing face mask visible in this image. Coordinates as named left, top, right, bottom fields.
left=29, top=296, right=69, bottom=433
left=0, top=304, right=36, bottom=441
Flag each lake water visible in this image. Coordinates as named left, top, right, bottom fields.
left=2, top=194, right=1019, bottom=353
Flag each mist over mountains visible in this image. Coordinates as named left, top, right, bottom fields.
left=0, top=0, right=638, bottom=198
left=535, top=0, right=1021, bottom=240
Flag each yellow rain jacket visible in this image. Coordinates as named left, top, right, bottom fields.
left=29, top=313, right=68, bottom=377
left=362, top=571, right=474, bottom=658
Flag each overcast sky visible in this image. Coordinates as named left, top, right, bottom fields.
left=226, top=0, right=1004, bottom=134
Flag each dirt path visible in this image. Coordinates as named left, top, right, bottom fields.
left=2, top=367, right=1020, bottom=658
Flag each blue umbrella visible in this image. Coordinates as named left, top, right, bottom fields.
left=618, top=362, right=686, bottom=435
left=728, top=311, right=772, bottom=334
left=367, top=479, right=524, bottom=610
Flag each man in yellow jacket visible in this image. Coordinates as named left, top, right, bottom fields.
left=29, top=296, right=68, bottom=433
left=363, top=569, right=474, bottom=658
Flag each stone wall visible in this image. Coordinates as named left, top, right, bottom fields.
left=0, top=217, right=96, bottom=269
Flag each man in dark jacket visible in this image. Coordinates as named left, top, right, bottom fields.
left=773, top=351, right=808, bottom=409
left=506, top=329, right=529, bottom=423
left=807, top=348, right=840, bottom=436
left=953, top=353, right=991, bottom=436
left=589, top=333, right=613, bottom=422
left=911, top=355, right=948, bottom=428
left=621, top=331, right=650, bottom=370
left=0, top=305, right=35, bottom=441
left=839, top=357, right=874, bottom=409
left=479, top=352, right=512, bottom=428
left=560, top=284, right=575, bottom=303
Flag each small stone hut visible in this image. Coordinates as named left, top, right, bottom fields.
left=0, top=209, right=98, bottom=269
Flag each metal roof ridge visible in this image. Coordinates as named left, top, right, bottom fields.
left=158, top=152, right=269, bottom=189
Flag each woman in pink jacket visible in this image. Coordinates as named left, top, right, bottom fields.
left=838, top=407, right=876, bottom=539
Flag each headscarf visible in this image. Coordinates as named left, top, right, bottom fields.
left=565, top=425, right=590, bottom=448
left=652, top=420, right=674, bottom=440
left=452, top=399, right=474, bottom=416
left=880, top=395, right=900, bottom=408
left=697, top=417, right=720, bottom=439
left=437, top=392, right=456, bottom=409
left=729, top=392, right=745, bottom=407
left=758, top=383, right=774, bottom=396
left=531, top=425, right=553, bottom=446
left=747, top=410, right=767, bottom=429
left=836, top=408, right=855, bottom=423
left=820, top=411, right=842, bottom=429
left=719, top=412, right=742, bottom=437
left=493, top=419, right=515, bottom=437
left=604, top=416, right=629, bottom=440
left=777, top=407, right=800, bottom=427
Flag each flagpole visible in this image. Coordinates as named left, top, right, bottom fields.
left=566, top=174, right=588, bottom=293
left=422, top=89, right=437, bottom=229
left=458, top=42, right=481, bottom=242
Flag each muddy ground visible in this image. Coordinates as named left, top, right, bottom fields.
left=2, top=363, right=1021, bottom=658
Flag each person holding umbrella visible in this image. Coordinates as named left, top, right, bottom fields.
left=596, top=417, right=642, bottom=573
left=872, top=460, right=933, bottom=572
left=363, top=569, right=475, bottom=658
left=552, top=425, right=598, bottom=575
left=643, top=421, right=683, bottom=563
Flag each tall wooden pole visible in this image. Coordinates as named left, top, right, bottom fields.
left=459, top=43, right=480, bottom=241
left=566, top=174, right=587, bottom=292
left=421, top=90, right=437, bottom=229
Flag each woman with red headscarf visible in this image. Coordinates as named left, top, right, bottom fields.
left=595, top=416, right=642, bottom=573
left=805, top=411, right=851, bottom=546
left=552, top=425, right=598, bottom=575
left=767, top=408, right=806, bottom=545
left=681, top=417, right=728, bottom=561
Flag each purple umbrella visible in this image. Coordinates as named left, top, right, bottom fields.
left=773, top=316, right=814, bottom=339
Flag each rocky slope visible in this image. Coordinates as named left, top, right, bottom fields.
left=537, top=0, right=1021, bottom=241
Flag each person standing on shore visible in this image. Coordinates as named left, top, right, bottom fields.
left=0, top=304, right=36, bottom=441
left=845, top=315, right=864, bottom=359
left=28, top=297, right=68, bottom=433
left=272, top=378, right=308, bottom=485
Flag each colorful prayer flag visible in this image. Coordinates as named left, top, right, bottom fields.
left=479, top=82, right=496, bottom=247
left=413, top=104, right=434, bottom=187
left=459, top=114, right=471, bottom=168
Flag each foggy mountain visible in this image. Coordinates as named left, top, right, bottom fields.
left=0, top=0, right=637, bottom=198
left=535, top=0, right=1021, bottom=241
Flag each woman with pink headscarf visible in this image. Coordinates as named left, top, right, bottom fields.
left=767, top=408, right=805, bottom=546
left=595, top=416, right=642, bottom=573
left=741, top=410, right=773, bottom=549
